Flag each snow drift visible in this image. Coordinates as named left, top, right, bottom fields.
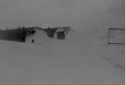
left=0, top=33, right=124, bottom=85
left=25, top=30, right=56, bottom=44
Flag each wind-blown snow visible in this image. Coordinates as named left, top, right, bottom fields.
left=0, top=33, right=124, bottom=85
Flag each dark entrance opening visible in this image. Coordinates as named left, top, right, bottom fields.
left=57, top=32, right=65, bottom=39
left=32, top=39, right=34, bottom=43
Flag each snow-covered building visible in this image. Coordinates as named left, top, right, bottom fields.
left=25, top=26, right=75, bottom=43
left=42, top=27, right=75, bottom=40
left=42, top=27, right=59, bottom=38
left=53, top=27, right=75, bottom=40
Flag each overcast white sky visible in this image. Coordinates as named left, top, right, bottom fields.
left=0, top=0, right=125, bottom=33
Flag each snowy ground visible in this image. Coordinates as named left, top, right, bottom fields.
left=0, top=33, right=125, bottom=85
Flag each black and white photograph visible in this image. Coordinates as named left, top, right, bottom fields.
left=0, top=0, right=125, bottom=85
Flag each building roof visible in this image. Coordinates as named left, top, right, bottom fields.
left=56, top=27, right=75, bottom=32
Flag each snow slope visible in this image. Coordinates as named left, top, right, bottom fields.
left=25, top=30, right=57, bottom=44
left=0, top=33, right=124, bottom=85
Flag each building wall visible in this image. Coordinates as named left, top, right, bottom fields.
left=0, top=29, right=27, bottom=42
left=53, top=27, right=75, bottom=40
left=0, top=27, right=41, bottom=42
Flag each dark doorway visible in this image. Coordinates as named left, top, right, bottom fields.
left=57, top=32, right=65, bottom=39
left=32, top=39, right=34, bottom=43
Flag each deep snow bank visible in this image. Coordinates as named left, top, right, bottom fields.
left=0, top=33, right=124, bottom=85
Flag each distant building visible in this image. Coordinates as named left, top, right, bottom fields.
left=43, top=27, right=75, bottom=40
left=54, top=27, right=75, bottom=40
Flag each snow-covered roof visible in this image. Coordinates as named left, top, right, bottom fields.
left=56, top=27, right=75, bottom=32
